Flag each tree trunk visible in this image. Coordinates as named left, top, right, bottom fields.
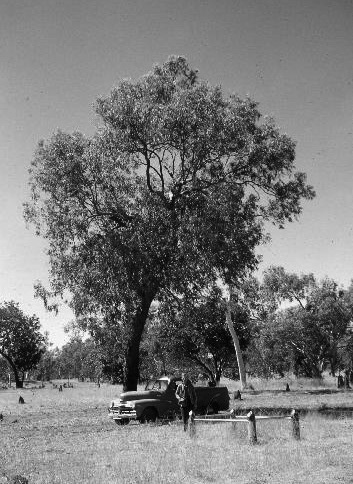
left=123, top=292, right=155, bottom=391
left=0, top=352, right=23, bottom=388
left=14, top=366, right=23, bottom=388
left=124, top=333, right=142, bottom=392
left=15, top=378, right=24, bottom=389
left=329, top=351, right=338, bottom=377
left=311, top=364, right=323, bottom=379
left=225, top=299, right=247, bottom=390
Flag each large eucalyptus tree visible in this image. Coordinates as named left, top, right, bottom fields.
left=25, top=57, right=314, bottom=390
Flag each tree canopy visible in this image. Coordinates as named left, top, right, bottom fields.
left=24, top=56, right=315, bottom=390
left=246, top=268, right=353, bottom=378
left=150, top=285, right=251, bottom=384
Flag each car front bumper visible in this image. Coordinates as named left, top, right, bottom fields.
left=109, top=408, right=138, bottom=421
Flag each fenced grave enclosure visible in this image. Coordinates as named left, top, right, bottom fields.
left=189, top=409, right=301, bottom=444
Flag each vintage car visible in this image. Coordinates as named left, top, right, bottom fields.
left=108, top=375, right=230, bottom=424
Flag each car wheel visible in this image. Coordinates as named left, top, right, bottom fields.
left=140, top=407, right=158, bottom=423
left=115, top=418, right=129, bottom=425
left=207, top=402, right=219, bottom=415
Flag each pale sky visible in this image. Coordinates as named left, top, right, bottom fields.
left=1, top=0, right=353, bottom=347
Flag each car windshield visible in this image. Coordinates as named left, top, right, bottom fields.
left=145, top=379, right=169, bottom=391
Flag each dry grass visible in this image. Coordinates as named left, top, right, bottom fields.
left=226, top=373, right=353, bottom=414
left=225, top=373, right=338, bottom=392
left=1, top=380, right=353, bottom=483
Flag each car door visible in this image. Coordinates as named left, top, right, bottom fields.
left=158, top=379, right=181, bottom=418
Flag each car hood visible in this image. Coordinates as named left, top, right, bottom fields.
left=120, top=390, right=161, bottom=402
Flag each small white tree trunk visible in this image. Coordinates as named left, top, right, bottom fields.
left=225, top=298, right=247, bottom=390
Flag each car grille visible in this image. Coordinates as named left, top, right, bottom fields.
left=110, top=406, right=137, bottom=419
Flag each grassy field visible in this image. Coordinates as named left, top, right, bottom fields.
left=1, top=378, right=353, bottom=483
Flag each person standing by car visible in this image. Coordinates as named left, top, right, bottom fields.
left=176, top=373, right=197, bottom=431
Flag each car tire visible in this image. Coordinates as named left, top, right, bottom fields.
left=140, top=407, right=158, bottom=423
left=207, top=402, right=219, bottom=415
left=115, top=418, right=129, bottom=425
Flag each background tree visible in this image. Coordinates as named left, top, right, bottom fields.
left=24, top=56, right=314, bottom=390
left=306, top=278, right=352, bottom=375
left=337, top=281, right=353, bottom=377
left=152, top=286, right=251, bottom=384
left=245, top=317, right=292, bottom=378
left=224, top=287, right=249, bottom=389
left=72, top=314, right=125, bottom=383
left=0, top=301, right=45, bottom=388
left=262, top=266, right=315, bottom=309
left=54, top=337, right=104, bottom=381
left=36, top=346, right=61, bottom=381
left=56, top=337, right=86, bottom=380
left=35, top=331, right=58, bottom=381
left=246, top=268, right=352, bottom=378
left=0, top=356, right=10, bottom=383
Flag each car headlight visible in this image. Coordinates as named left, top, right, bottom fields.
left=123, top=401, right=135, bottom=409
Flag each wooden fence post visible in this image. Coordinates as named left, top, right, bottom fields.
left=247, top=410, right=257, bottom=444
left=230, top=408, right=237, bottom=433
left=290, top=409, right=300, bottom=440
left=188, top=410, right=196, bottom=437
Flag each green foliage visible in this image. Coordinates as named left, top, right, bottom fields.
left=262, top=266, right=315, bottom=309
left=53, top=337, right=104, bottom=381
left=84, top=317, right=125, bottom=383
left=246, top=268, right=353, bottom=378
left=36, top=345, right=60, bottom=381
left=0, top=301, right=45, bottom=387
left=36, top=333, right=122, bottom=383
left=24, top=57, right=314, bottom=389
left=0, top=356, right=10, bottom=381
left=145, top=286, right=252, bottom=382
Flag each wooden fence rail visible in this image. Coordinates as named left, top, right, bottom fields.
left=189, top=408, right=300, bottom=444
